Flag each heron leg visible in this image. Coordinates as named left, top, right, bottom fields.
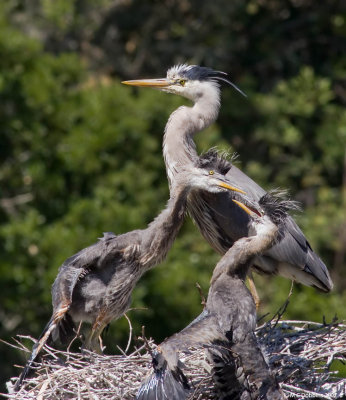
left=83, top=312, right=108, bottom=353
left=84, top=324, right=107, bottom=353
left=247, top=272, right=260, bottom=309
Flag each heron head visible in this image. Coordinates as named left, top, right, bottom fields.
left=231, top=192, right=299, bottom=239
left=175, top=166, right=246, bottom=195
left=231, top=196, right=278, bottom=238
left=122, top=64, right=246, bottom=102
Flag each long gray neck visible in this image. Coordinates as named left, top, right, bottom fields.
left=163, top=89, right=221, bottom=189
left=211, top=219, right=278, bottom=283
left=140, top=185, right=189, bottom=268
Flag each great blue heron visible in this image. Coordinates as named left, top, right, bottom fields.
left=136, top=193, right=291, bottom=400
left=123, top=64, right=333, bottom=294
left=14, top=166, right=244, bottom=391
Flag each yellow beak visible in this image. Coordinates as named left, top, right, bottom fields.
left=218, top=182, right=246, bottom=194
left=122, top=78, right=171, bottom=88
left=232, top=199, right=262, bottom=217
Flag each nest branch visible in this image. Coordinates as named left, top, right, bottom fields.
left=3, top=319, right=346, bottom=399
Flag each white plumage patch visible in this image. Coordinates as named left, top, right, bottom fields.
left=167, top=64, right=194, bottom=80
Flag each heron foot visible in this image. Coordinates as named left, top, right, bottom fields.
left=247, top=272, right=260, bottom=310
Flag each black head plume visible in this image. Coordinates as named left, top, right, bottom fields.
left=167, top=64, right=247, bottom=97
left=198, top=148, right=234, bottom=175
left=259, top=190, right=301, bottom=225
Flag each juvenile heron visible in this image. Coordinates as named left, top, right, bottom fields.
left=136, top=193, right=291, bottom=400
left=14, top=167, right=244, bottom=391
left=123, top=64, right=333, bottom=293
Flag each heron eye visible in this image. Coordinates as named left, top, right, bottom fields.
left=179, top=79, right=186, bottom=86
left=209, top=170, right=214, bottom=175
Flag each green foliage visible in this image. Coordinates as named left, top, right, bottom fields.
left=1, top=0, right=345, bottom=388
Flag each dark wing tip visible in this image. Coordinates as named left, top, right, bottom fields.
left=137, top=355, right=190, bottom=400
left=305, top=250, right=334, bottom=292
left=14, top=322, right=54, bottom=391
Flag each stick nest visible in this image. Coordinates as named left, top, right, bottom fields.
left=4, top=319, right=346, bottom=400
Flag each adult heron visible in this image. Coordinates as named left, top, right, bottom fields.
left=136, top=193, right=291, bottom=400
left=123, top=65, right=333, bottom=293
left=14, top=166, right=244, bottom=391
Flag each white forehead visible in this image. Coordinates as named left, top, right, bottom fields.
left=167, top=64, right=194, bottom=80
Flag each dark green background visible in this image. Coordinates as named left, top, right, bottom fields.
left=1, top=0, right=345, bottom=389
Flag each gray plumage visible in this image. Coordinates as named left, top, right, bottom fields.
left=14, top=167, right=243, bottom=391
left=136, top=194, right=289, bottom=400
left=123, top=65, right=333, bottom=292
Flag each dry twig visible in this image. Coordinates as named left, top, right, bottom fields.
left=3, top=319, right=346, bottom=399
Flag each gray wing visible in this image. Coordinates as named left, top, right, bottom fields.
left=52, top=232, right=119, bottom=311
left=136, top=310, right=220, bottom=400
left=136, top=360, right=190, bottom=400
left=161, top=309, right=221, bottom=356
left=201, top=165, right=333, bottom=292
left=230, top=332, right=285, bottom=400
left=14, top=233, right=119, bottom=391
